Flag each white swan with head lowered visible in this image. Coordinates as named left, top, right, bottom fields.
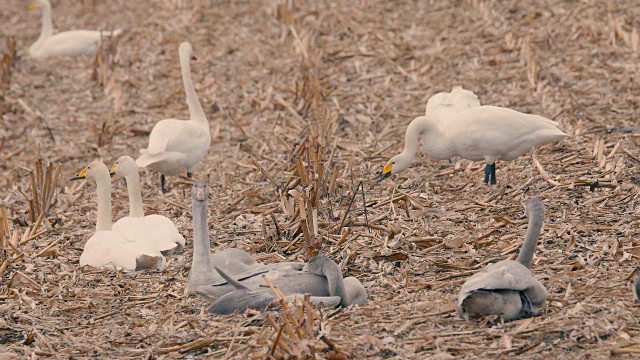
left=28, top=0, right=122, bottom=59
left=377, top=105, right=568, bottom=184
left=136, top=42, right=211, bottom=193
left=456, top=197, right=548, bottom=321
left=70, top=161, right=165, bottom=271
left=109, top=156, right=185, bottom=255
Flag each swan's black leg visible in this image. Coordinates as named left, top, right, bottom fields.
left=161, top=174, right=167, bottom=193
left=187, top=171, right=193, bottom=178
left=490, top=163, right=497, bottom=185
left=483, top=164, right=491, bottom=184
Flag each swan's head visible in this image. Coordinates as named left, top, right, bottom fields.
left=70, top=160, right=108, bottom=181
left=192, top=180, right=209, bottom=202
left=375, top=153, right=412, bottom=181
left=524, top=197, right=544, bottom=218
left=179, top=42, right=197, bottom=61
left=109, top=156, right=138, bottom=177
left=28, top=0, right=50, bottom=11
left=344, top=277, right=368, bottom=306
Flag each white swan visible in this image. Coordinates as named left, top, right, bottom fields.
left=208, top=256, right=368, bottom=314
left=456, top=198, right=547, bottom=321
left=28, top=0, right=122, bottom=59
left=425, top=86, right=480, bottom=120
left=136, top=42, right=211, bottom=193
left=70, top=161, right=165, bottom=271
left=109, top=156, right=185, bottom=256
left=377, top=106, right=568, bottom=184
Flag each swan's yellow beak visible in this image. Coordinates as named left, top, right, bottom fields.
left=109, top=163, right=117, bottom=177
left=70, top=167, right=88, bottom=181
left=28, top=2, right=37, bottom=11
left=375, top=163, right=392, bottom=182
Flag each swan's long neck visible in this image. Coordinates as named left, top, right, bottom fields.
left=323, top=267, right=349, bottom=307
left=94, top=171, right=113, bottom=232
left=400, top=117, right=434, bottom=161
left=192, top=198, right=212, bottom=274
left=124, top=171, right=144, bottom=218
left=37, top=3, right=53, bottom=44
left=180, top=53, right=207, bottom=126
left=516, top=206, right=544, bottom=269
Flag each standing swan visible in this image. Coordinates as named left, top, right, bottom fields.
left=70, top=161, right=165, bottom=271
left=28, top=0, right=122, bottom=59
left=377, top=106, right=568, bottom=184
left=456, top=198, right=547, bottom=321
left=109, top=156, right=185, bottom=255
left=208, top=256, right=368, bottom=314
left=136, top=42, right=211, bottom=193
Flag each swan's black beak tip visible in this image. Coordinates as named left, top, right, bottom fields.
left=374, top=171, right=391, bottom=182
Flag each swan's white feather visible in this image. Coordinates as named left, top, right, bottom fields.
left=30, top=29, right=122, bottom=59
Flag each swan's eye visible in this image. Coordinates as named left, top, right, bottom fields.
left=391, top=161, right=395, bottom=164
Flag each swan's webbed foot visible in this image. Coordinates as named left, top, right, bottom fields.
left=187, top=171, right=193, bottom=179
left=161, top=174, right=168, bottom=193
left=483, top=163, right=497, bottom=185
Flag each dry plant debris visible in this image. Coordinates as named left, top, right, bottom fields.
left=1, top=0, right=640, bottom=358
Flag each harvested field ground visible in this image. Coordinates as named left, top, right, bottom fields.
left=2, top=0, right=640, bottom=358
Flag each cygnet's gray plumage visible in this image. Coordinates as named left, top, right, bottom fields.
left=634, top=272, right=640, bottom=302
left=187, top=180, right=265, bottom=293
left=456, top=198, right=547, bottom=321
left=208, top=255, right=368, bottom=314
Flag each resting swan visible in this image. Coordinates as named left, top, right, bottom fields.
left=456, top=198, right=547, bottom=321
left=187, top=180, right=288, bottom=293
left=377, top=106, right=568, bottom=184
left=208, top=256, right=368, bottom=314
left=136, top=42, right=211, bottom=193
left=70, top=161, right=165, bottom=271
left=109, top=156, right=185, bottom=255
left=425, top=86, right=480, bottom=120
left=28, top=0, right=122, bottom=59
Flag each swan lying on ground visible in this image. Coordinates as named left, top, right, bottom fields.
left=110, top=156, right=185, bottom=256
left=28, top=0, right=122, bottom=59
left=70, top=161, right=165, bottom=271
left=208, top=255, right=368, bottom=314
left=377, top=105, right=568, bottom=184
left=186, top=180, right=293, bottom=293
left=186, top=181, right=367, bottom=311
left=136, top=42, right=211, bottom=193
left=456, top=198, right=547, bottom=321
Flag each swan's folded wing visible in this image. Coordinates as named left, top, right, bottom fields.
left=208, top=288, right=277, bottom=314
left=146, top=120, right=209, bottom=155
left=458, top=260, right=547, bottom=305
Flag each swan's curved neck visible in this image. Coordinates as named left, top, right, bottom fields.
left=516, top=207, right=544, bottom=269
left=191, top=198, right=213, bottom=275
left=323, top=267, right=349, bottom=306
left=124, top=171, right=144, bottom=218
left=401, top=117, right=432, bottom=161
left=94, top=171, right=113, bottom=232
left=180, top=53, right=207, bottom=125
left=37, top=4, right=53, bottom=43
